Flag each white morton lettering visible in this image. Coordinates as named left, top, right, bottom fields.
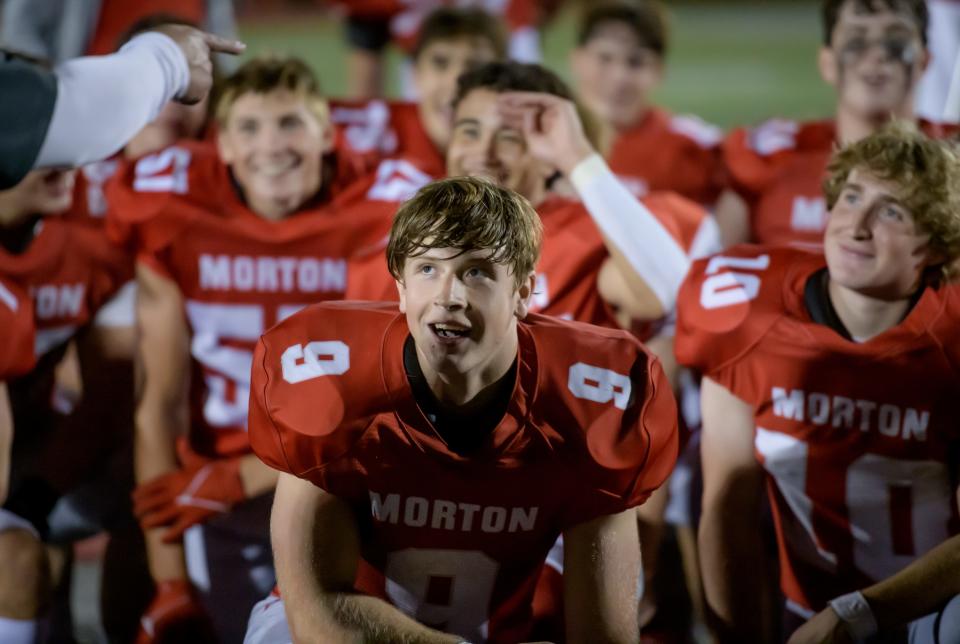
left=369, top=492, right=539, bottom=534
left=771, top=387, right=929, bottom=442
left=199, top=254, right=346, bottom=293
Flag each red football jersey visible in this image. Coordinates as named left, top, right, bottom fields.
left=0, top=219, right=132, bottom=360
left=722, top=119, right=958, bottom=251
left=331, top=99, right=446, bottom=179
left=85, top=0, right=206, bottom=55
left=65, top=158, right=122, bottom=225
left=675, top=245, right=960, bottom=612
left=249, top=301, right=679, bottom=643
left=347, top=193, right=708, bottom=336
left=0, top=278, right=36, bottom=380
left=607, top=108, right=724, bottom=205
left=106, top=142, right=414, bottom=458
left=339, top=0, right=544, bottom=53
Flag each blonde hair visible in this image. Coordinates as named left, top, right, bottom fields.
left=215, top=55, right=328, bottom=125
left=823, top=121, right=960, bottom=280
left=387, top=177, right=542, bottom=289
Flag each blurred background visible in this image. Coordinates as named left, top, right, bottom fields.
left=233, top=0, right=835, bottom=127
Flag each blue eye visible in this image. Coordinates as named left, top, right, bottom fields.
left=419, top=264, right=435, bottom=275
left=882, top=206, right=904, bottom=221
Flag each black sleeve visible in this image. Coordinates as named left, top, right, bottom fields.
left=0, top=58, right=58, bottom=189
left=345, top=15, right=392, bottom=52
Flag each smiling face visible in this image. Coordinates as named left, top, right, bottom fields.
left=397, top=246, right=533, bottom=381
left=217, top=89, right=333, bottom=220
left=413, top=37, right=500, bottom=151
left=824, top=167, right=938, bottom=298
left=819, top=1, right=928, bottom=120
left=571, top=22, right=663, bottom=131
left=447, top=88, right=549, bottom=203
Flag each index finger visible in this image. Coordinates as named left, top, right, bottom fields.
left=201, top=31, right=246, bottom=55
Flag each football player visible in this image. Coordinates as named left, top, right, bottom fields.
left=676, top=124, right=960, bottom=641
left=569, top=1, right=725, bottom=206
left=332, top=6, right=508, bottom=179
left=346, top=60, right=707, bottom=333
left=107, top=56, right=403, bottom=643
left=717, top=0, right=956, bottom=251
left=244, top=176, right=680, bottom=643
left=0, top=168, right=131, bottom=644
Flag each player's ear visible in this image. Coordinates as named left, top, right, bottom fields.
left=818, top=46, right=839, bottom=87
left=396, top=279, right=407, bottom=313
left=514, top=271, right=536, bottom=319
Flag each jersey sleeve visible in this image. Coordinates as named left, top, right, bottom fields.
left=105, top=143, right=209, bottom=277
left=674, top=244, right=791, bottom=385
left=248, top=303, right=399, bottom=490
left=532, top=319, right=680, bottom=527
left=721, top=119, right=800, bottom=200
left=73, top=224, right=135, bottom=313
left=0, top=278, right=36, bottom=379
left=640, top=191, right=710, bottom=255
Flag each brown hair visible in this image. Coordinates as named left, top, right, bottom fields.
left=823, top=121, right=960, bottom=280
left=215, top=55, right=328, bottom=125
left=821, top=0, right=928, bottom=46
left=453, top=61, right=603, bottom=151
left=577, top=1, right=669, bottom=56
left=413, top=7, right=508, bottom=61
left=386, top=177, right=542, bottom=289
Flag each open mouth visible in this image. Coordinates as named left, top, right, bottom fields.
left=254, top=158, right=300, bottom=178
left=429, top=323, right=471, bottom=341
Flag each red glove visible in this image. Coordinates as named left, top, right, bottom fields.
left=133, top=457, right=246, bottom=543
left=135, top=580, right=218, bottom=644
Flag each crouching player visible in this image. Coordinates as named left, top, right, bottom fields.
left=677, top=123, right=960, bottom=642
left=244, top=177, right=680, bottom=643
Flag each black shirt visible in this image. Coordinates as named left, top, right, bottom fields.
left=0, top=57, right=58, bottom=189
left=403, top=335, right=516, bottom=456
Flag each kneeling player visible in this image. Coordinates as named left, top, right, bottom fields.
left=678, top=124, right=960, bottom=641
left=245, top=177, right=680, bottom=643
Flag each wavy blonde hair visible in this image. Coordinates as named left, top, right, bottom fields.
left=823, top=121, right=960, bottom=281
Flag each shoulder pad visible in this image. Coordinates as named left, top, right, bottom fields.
left=524, top=316, right=679, bottom=515
left=669, top=114, right=723, bottom=148
left=675, top=245, right=806, bottom=375
left=249, top=302, right=401, bottom=476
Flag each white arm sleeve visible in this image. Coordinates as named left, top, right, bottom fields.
left=570, top=154, right=691, bottom=311
left=32, top=32, right=190, bottom=169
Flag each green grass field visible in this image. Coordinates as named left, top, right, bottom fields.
left=238, top=1, right=836, bottom=130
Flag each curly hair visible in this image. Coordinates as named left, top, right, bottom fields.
left=823, top=121, right=960, bottom=280
left=387, top=176, right=542, bottom=289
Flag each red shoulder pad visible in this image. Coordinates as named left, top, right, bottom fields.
left=675, top=245, right=810, bottom=375
left=722, top=119, right=821, bottom=198
left=106, top=142, right=220, bottom=269
left=249, top=302, right=402, bottom=477
left=641, top=191, right=709, bottom=253
left=524, top=316, right=679, bottom=524
left=0, top=278, right=36, bottom=378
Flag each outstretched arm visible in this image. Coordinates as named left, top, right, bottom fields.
left=271, top=473, right=462, bottom=644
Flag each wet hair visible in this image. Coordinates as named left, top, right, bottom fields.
left=821, top=0, right=928, bottom=46
left=577, top=1, right=669, bottom=57
left=823, top=121, right=960, bottom=280
left=387, top=176, right=542, bottom=289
